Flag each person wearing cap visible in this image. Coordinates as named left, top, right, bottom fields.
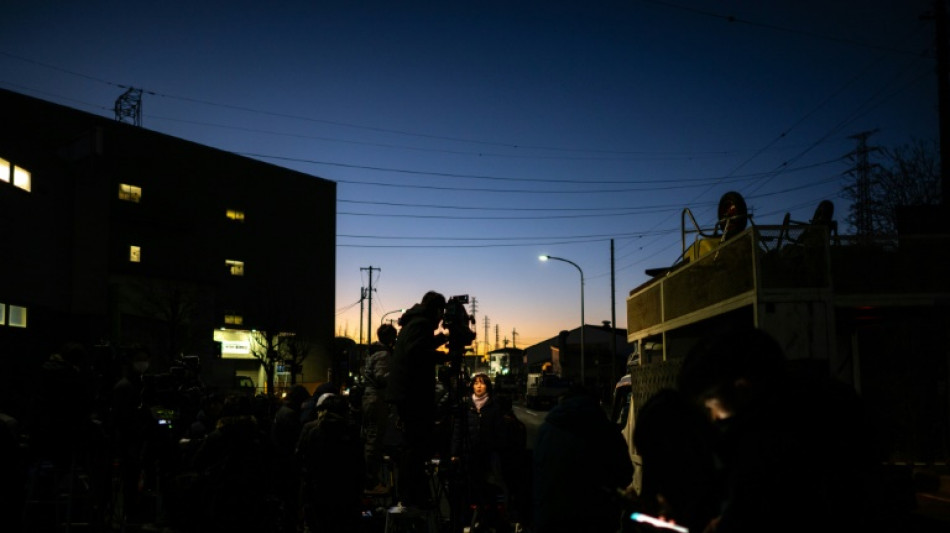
left=296, top=392, right=363, bottom=532
left=271, top=384, right=310, bottom=532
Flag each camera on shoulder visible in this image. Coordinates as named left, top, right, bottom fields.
left=443, top=295, right=476, bottom=357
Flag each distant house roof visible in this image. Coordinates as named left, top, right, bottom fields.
left=523, top=324, right=631, bottom=366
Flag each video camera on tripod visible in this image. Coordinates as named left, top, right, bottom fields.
left=443, top=295, right=476, bottom=361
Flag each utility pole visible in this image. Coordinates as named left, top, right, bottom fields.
left=495, top=324, right=500, bottom=351
left=848, top=130, right=879, bottom=239
left=470, top=297, right=479, bottom=353
left=512, top=328, right=518, bottom=348
left=483, top=316, right=491, bottom=353
left=360, top=266, right=379, bottom=344
left=611, top=239, right=618, bottom=388
left=359, top=288, right=367, bottom=345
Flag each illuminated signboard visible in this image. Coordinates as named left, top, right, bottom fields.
left=214, top=329, right=255, bottom=359
left=222, top=340, right=250, bottom=355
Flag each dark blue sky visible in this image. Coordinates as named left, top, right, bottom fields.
left=2, top=0, right=938, bottom=348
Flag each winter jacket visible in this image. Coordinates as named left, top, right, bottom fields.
left=533, top=392, right=633, bottom=533
left=451, top=395, right=504, bottom=459
left=362, top=341, right=391, bottom=401
left=385, top=303, right=446, bottom=412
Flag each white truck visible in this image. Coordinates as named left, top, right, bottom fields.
left=618, top=194, right=950, bottom=492
left=524, top=371, right=571, bottom=409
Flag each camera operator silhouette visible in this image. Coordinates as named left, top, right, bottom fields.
left=385, top=291, right=450, bottom=509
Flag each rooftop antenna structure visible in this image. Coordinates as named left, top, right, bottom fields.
left=115, top=87, right=143, bottom=126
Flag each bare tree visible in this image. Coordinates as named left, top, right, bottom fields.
left=120, top=277, right=209, bottom=369
left=249, top=329, right=284, bottom=396
left=843, top=139, right=941, bottom=236
left=283, top=332, right=312, bottom=385
left=245, top=288, right=319, bottom=393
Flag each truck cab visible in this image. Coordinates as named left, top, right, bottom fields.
left=525, top=371, right=571, bottom=409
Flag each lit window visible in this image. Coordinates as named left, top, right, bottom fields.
left=8, top=305, right=26, bottom=328
left=0, top=303, right=5, bottom=325
left=226, top=260, right=244, bottom=276
left=224, top=314, right=244, bottom=325
left=119, top=183, right=142, bottom=203
left=13, top=166, right=30, bottom=192
left=226, top=209, right=245, bottom=222
left=130, top=246, right=141, bottom=263
left=0, top=158, right=9, bottom=183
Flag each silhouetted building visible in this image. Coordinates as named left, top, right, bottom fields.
left=523, top=325, right=632, bottom=391
left=0, top=89, right=336, bottom=402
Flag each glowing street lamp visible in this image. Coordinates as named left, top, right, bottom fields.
left=380, top=308, right=405, bottom=326
left=539, top=254, right=585, bottom=385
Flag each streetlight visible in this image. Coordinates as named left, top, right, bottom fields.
left=539, top=254, right=585, bottom=386
left=380, top=308, right=405, bottom=326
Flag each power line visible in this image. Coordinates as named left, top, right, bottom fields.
left=338, top=209, right=673, bottom=221
left=149, top=112, right=746, bottom=162
left=331, top=162, right=841, bottom=212
left=337, top=234, right=672, bottom=249
left=335, top=298, right=363, bottom=315
left=0, top=49, right=804, bottom=158
left=336, top=172, right=843, bottom=222
left=339, top=198, right=679, bottom=212
left=338, top=230, right=674, bottom=242
left=247, top=152, right=843, bottom=189
left=333, top=175, right=844, bottom=250
left=337, top=236, right=651, bottom=249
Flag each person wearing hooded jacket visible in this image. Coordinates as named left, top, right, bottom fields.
left=190, top=395, right=272, bottom=533
left=362, top=322, right=397, bottom=494
left=296, top=393, right=363, bottom=533
left=533, top=386, right=633, bottom=533
left=270, top=384, right=310, bottom=532
left=676, top=326, right=880, bottom=533
left=385, top=290, right=449, bottom=508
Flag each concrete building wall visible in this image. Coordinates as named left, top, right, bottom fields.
left=0, top=88, right=335, bottom=396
